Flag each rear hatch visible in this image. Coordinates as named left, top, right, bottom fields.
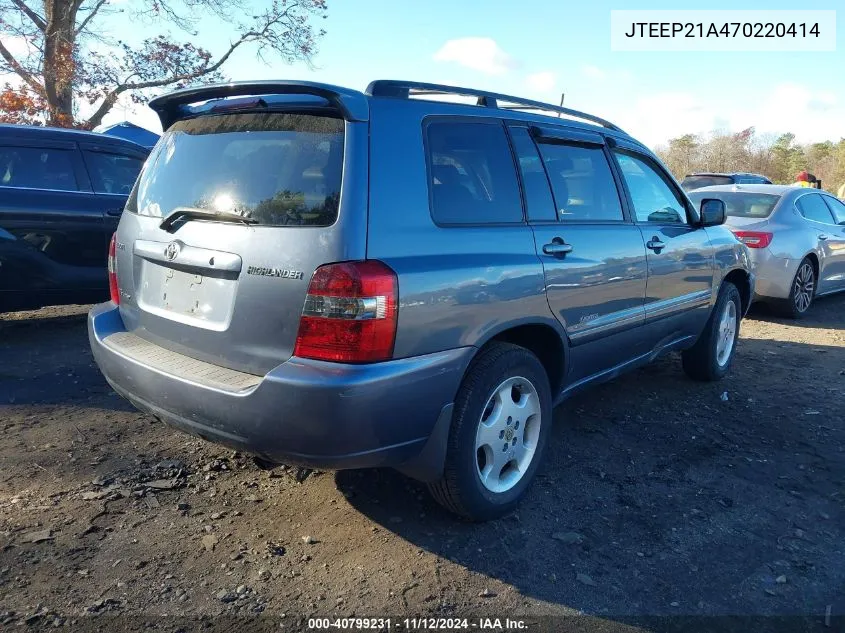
left=113, top=94, right=368, bottom=375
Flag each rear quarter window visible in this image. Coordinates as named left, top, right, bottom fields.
left=127, top=112, right=344, bottom=227
left=796, top=194, right=836, bottom=225
left=822, top=196, right=845, bottom=224
left=426, top=120, right=523, bottom=225
left=84, top=151, right=144, bottom=195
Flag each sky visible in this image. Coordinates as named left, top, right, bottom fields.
left=8, top=0, right=844, bottom=147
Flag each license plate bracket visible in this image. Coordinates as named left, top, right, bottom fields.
left=162, top=269, right=204, bottom=314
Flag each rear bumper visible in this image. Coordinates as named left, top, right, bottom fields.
left=748, top=250, right=797, bottom=301
left=88, top=303, right=473, bottom=475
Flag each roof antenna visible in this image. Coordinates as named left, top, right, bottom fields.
left=558, top=93, right=565, bottom=117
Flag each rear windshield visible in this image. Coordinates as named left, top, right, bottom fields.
left=681, top=175, right=733, bottom=191
left=127, top=112, right=344, bottom=227
left=689, top=191, right=780, bottom=218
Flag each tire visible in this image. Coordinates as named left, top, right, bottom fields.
left=427, top=342, right=552, bottom=521
left=774, top=257, right=815, bottom=319
left=682, top=282, right=741, bottom=382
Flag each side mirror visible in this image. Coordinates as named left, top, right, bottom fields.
left=699, top=199, right=726, bottom=227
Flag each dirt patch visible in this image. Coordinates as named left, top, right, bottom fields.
left=1, top=299, right=843, bottom=630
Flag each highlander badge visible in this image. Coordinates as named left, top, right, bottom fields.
left=247, top=266, right=303, bottom=280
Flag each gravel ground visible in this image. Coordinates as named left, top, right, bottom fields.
left=0, top=297, right=843, bottom=632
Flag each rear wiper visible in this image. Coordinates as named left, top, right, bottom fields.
left=160, top=207, right=259, bottom=232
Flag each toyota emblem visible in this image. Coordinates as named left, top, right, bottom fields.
left=164, top=242, right=180, bottom=261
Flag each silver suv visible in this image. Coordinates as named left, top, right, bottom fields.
left=89, top=80, right=754, bottom=521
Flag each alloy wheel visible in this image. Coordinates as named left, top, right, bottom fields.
left=715, top=299, right=738, bottom=367
left=793, top=262, right=815, bottom=314
left=474, top=376, right=542, bottom=494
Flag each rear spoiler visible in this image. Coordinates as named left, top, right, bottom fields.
left=148, top=80, right=370, bottom=129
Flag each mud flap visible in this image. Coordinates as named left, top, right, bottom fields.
left=394, top=403, right=454, bottom=483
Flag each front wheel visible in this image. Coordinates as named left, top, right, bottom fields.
left=428, top=342, right=552, bottom=521
left=682, top=282, right=741, bottom=382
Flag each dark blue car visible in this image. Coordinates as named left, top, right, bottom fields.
left=0, top=124, right=149, bottom=312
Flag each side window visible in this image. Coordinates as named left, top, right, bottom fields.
left=508, top=127, right=556, bottom=222
left=84, top=151, right=144, bottom=195
left=427, top=120, right=523, bottom=225
left=612, top=151, right=688, bottom=224
left=796, top=194, right=836, bottom=225
left=822, top=196, right=845, bottom=224
left=0, top=146, right=78, bottom=191
left=535, top=142, right=623, bottom=222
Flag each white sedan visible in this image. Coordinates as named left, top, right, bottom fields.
left=689, top=184, right=845, bottom=318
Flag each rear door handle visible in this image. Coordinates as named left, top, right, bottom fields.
left=646, top=236, right=666, bottom=253
left=105, top=208, right=123, bottom=217
left=542, top=238, right=573, bottom=256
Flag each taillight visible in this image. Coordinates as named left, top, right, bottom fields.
left=294, top=261, right=398, bottom=363
left=732, top=230, right=773, bottom=249
left=108, top=233, right=120, bottom=305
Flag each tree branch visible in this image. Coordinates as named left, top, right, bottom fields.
left=83, top=29, right=252, bottom=128
left=75, top=0, right=109, bottom=36
left=0, top=16, right=45, bottom=55
left=0, top=37, right=45, bottom=95
left=129, top=28, right=256, bottom=90
left=84, top=84, right=124, bottom=128
left=81, top=1, right=327, bottom=128
left=11, top=0, right=46, bottom=31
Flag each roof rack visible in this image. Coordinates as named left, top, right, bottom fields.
left=366, top=80, right=624, bottom=133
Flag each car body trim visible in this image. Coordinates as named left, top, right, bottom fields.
left=102, top=330, right=262, bottom=393
left=645, top=289, right=712, bottom=321
left=134, top=239, right=242, bottom=273
left=557, top=333, right=695, bottom=404
left=567, top=305, right=644, bottom=344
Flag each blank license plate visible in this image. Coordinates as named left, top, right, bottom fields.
left=138, top=261, right=235, bottom=329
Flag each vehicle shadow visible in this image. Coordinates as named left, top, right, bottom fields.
left=745, top=293, right=845, bottom=327
left=336, top=327, right=845, bottom=623
left=0, top=305, right=131, bottom=408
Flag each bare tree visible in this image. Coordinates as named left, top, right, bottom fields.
left=656, top=127, right=845, bottom=193
left=0, top=0, right=328, bottom=128
left=663, top=134, right=699, bottom=176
